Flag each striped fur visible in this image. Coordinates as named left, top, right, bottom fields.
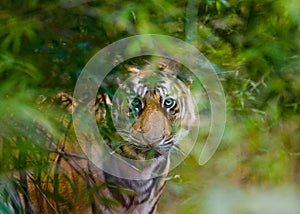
left=16, top=59, right=196, bottom=213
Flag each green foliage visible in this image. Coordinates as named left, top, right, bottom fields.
left=0, top=0, right=299, bottom=213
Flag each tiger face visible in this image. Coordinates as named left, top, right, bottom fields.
left=111, top=60, right=197, bottom=160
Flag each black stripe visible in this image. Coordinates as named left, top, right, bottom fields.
left=148, top=199, right=159, bottom=214
left=104, top=171, right=164, bottom=209
left=148, top=181, right=166, bottom=214
left=104, top=172, right=133, bottom=208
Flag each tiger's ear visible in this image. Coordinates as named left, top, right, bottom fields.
left=157, top=57, right=194, bottom=87
left=176, top=70, right=194, bottom=87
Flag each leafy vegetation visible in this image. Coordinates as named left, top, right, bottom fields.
left=0, top=0, right=299, bottom=213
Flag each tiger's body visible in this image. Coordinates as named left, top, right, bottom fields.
left=16, top=58, right=197, bottom=214
left=20, top=152, right=165, bottom=213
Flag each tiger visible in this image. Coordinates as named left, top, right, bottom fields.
left=15, top=57, right=198, bottom=214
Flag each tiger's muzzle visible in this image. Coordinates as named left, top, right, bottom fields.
left=131, top=96, right=172, bottom=148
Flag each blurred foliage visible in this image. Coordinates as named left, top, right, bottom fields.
left=0, top=0, right=300, bottom=213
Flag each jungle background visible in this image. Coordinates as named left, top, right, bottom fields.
left=1, top=0, right=300, bottom=213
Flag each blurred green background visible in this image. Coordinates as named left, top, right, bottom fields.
left=0, top=0, right=300, bottom=213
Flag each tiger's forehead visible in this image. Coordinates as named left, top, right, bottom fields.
left=127, top=70, right=179, bottom=98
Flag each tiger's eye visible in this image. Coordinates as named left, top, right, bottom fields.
left=163, top=97, right=177, bottom=110
left=130, top=97, right=143, bottom=113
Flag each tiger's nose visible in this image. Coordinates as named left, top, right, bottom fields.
left=142, top=111, right=171, bottom=145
